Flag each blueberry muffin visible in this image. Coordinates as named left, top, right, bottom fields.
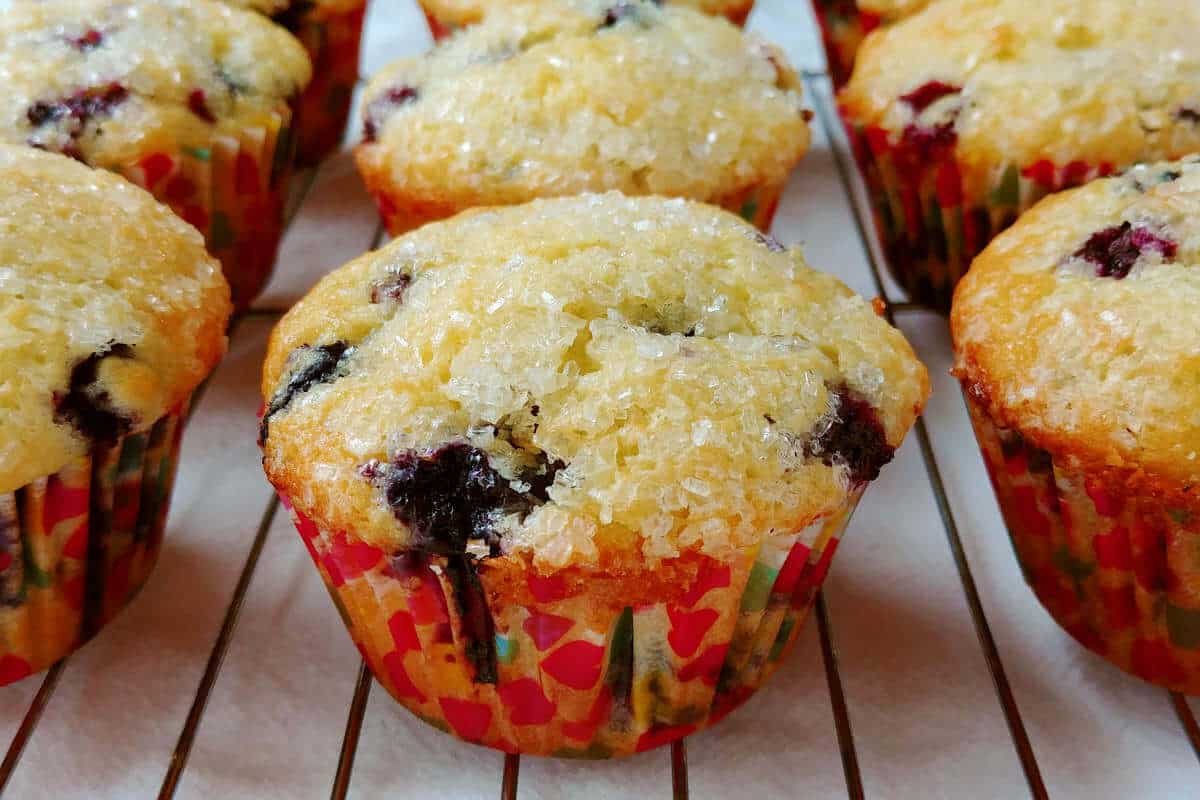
left=953, top=157, right=1200, bottom=694
left=417, top=0, right=757, bottom=41
left=356, top=0, right=809, bottom=235
left=0, top=0, right=311, bottom=310
left=839, top=0, right=1200, bottom=311
left=224, top=0, right=367, bottom=165
left=260, top=192, right=928, bottom=756
left=810, top=0, right=932, bottom=85
left=0, top=145, right=230, bottom=686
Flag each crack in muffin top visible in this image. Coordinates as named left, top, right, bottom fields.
left=356, top=0, right=809, bottom=220
left=0, top=145, right=231, bottom=493
left=261, top=194, right=928, bottom=568
left=952, top=157, right=1200, bottom=487
left=0, top=0, right=312, bottom=166
left=840, top=0, right=1200, bottom=201
left=418, top=0, right=756, bottom=28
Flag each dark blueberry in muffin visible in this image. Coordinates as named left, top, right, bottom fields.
left=899, top=81, right=961, bottom=114
left=1074, top=221, right=1178, bottom=279
left=1174, top=107, right=1200, bottom=124
left=600, top=3, right=644, bottom=28
left=363, top=86, right=419, bottom=143
left=802, top=385, right=894, bottom=485
left=363, top=442, right=562, bottom=557
left=27, top=83, right=129, bottom=129
left=66, top=29, right=104, bottom=51
left=53, top=343, right=137, bottom=445
left=187, top=89, right=217, bottom=124
left=370, top=272, right=412, bottom=304
left=260, top=341, right=354, bottom=441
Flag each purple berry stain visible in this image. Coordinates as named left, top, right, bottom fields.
left=259, top=341, right=354, bottom=442
left=66, top=29, right=104, bottom=50
left=187, top=89, right=217, bottom=123
left=362, top=439, right=565, bottom=685
left=363, top=85, right=419, bottom=143
left=1074, top=222, right=1177, bottom=279
left=899, top=81, right=961, bottom=114
left=54, top=343, right=136, bottom=445
left=803, top=384, right=894, bottom=485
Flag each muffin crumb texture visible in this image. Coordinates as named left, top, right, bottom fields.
left=262, top=194, right=928, bottom=569
left=357, top=0, right=808, bottom=229
left=0, top=0, right=311, bottom=167
left=952, top=157, right=1200, bottom=487
left=0, top=145, right=231, bottom=493
left=841, top=0, right=1200, bottom=200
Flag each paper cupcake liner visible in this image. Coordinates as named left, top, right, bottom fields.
left=810, top=0, right=883, bottom=86
left=281, top=3, right=366, bottom=165
left=281, top=490, right=861, bottom=756
left=965, top=394, right=1200, bottom=694
left=366, top=180, right=784, bottom=239
left=0, top=402, right=188, bottom=686
left=844, top=123, right=1115, bottom=312
left=420, top=3, right=753, bottom=41
left=121, top=107, right=296, bottom=312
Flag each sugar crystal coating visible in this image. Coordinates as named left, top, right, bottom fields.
left=262, top=194, right=928, bottom=567
left=0, top=144, right=231, bottom=493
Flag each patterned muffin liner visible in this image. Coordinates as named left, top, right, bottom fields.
left=845, top=122, right=1115, bottom=312
left=965, top=394, right=1200, bottom=695
left=281, top=489, right=861, bottom=756
left=281, top=3, right=366, bottom=165
left=420, top=3, right=754, bottom=41
left=120, top=107, right=296, bottom=312
left=810, top=0, right=883, bottom=87
left=0, top=403, right=189, bottom=687
left=368, top=180, right=785, bottom=238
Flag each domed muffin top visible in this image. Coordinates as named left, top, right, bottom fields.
left=418, top=0, right=756, bottom=28
left=0, top=145, right=231, bottom=493
left=357, top=0, right=809, bottom=226
left=261, top=193, right=928, bottom=569
left=953, top=157, right=1200, bottom=488
left=0, top=0, right=312, bottom=167
left=840, top=0, right=1200, bottom=200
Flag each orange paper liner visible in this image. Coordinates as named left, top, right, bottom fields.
left=281, top=491, right=860, bottom=757
left=0, top=402, right=188, bottom=686
left=966, top=393, right=1200, bottom=694
left=367, top=179, right=784, bottom=238
left=121, top=107, right=296, bottom=312
left=844, top=119, right=1115, bottom=312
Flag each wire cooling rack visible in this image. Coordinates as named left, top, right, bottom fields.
left=4, top=2, right=1200, bottom=798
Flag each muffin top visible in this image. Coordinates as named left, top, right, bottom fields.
left=0, top=0, right=312, bottom=167
left=840, top=0, right=1200, bottom=201
left=261, top=194, right=928, bottom=569
left=357, top=0, right=809, bottom=228
left=418, top=0, right=756, bottom=28
left=953, top=157, right=1200, bottom=491
left=0, top=145, right=231, bottom=494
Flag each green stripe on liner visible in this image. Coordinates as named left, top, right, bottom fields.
left=739, top=562, right=777, bottom=614
left=185, top=147, right=211, bottom=162
left=739, top=198, right=758, bottom=223
left=990, top=164, right=1020, bottom=207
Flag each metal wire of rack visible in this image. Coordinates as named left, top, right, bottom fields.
left=4, top=5, right=1200, bottom=799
